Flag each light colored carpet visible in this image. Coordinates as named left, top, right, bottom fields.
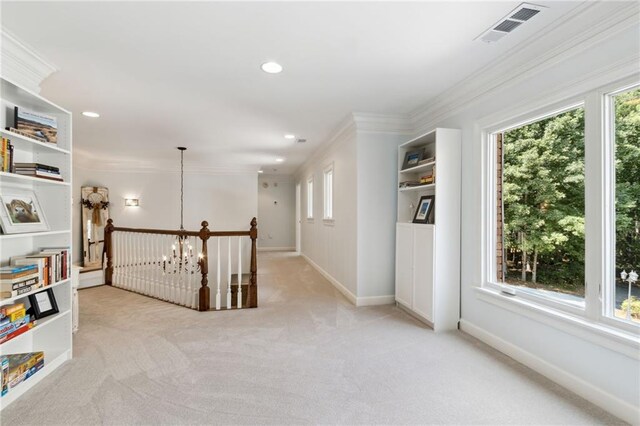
left=1, top=252, right=624, bottom=425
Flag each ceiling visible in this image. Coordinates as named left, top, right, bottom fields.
left=1, top=1, right=583, bottom=174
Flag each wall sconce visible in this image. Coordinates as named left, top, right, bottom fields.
left=124, top=198, right=139, bottom=207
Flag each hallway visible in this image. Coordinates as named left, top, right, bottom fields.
left=2, top=252, right=622, bottom=425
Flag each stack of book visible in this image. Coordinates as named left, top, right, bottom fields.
left=0, top=303, right=35, bottom=344
left=1, top=137, right=14, bottom=173
left=11, top=246, right=70, bottom=287
left=14, top=163, right=62, bottom=182
left=0, top=265, right=41, bottom=300
left=399, top=180, right=421, bottom=188
left=1, top=352, right=45, bottom=397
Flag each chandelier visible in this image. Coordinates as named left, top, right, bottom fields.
left=162, top=147, right=202, bottom=275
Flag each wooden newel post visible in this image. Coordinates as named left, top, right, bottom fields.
left=198, top=221, right=211, bottom=311
left=248, top=217, right=258, bottom=308
left=104, top=218, right=114, bottom=285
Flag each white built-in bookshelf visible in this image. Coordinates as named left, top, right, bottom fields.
left=395, top=128, right=461, bottom=331
left=0, top=77, right=72, bottom=409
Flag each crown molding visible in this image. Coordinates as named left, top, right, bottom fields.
left=410, top=2, right=639, bottom=135
left=74, top=153, right=259, bottom=176
left=1, top=28, right=58, bottom=93
left=352, top=112, right=412, bottom=134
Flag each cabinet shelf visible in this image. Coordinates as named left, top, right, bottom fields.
left=0, top=230, right=70, bottom=241
left=0, top=279, right=70, bottom=307
left=0, top=172, right=69, bottom=186
left=399, top=161, right=436, bottom=175
left=0, top=129, right=70, bottom=155
left=0, top=348, right=71, bottom=409
left=0, top=309, right=71, bottom=350
left=399, top=183, right=435, bottom=192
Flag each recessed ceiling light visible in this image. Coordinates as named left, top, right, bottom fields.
left=284, top=134, right=295, bottom=139
left=275, top=158, right=285, bottom=162
left=261, top=62, right=283, bottom=74
left=258, top=170, right=264, bottom=174
left=82, top=111, right=100, bottom=118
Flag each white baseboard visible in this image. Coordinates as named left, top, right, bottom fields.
left=301, top=255, right=395, bottom=307
left=79, top=270, right=105, bottom=289
left=301, top=254, right=357, bottom=305
left=257, top=247, right=296, bottom=252
left=460, top=319, right=640, bottom=424
left=356, top=295, right=395, bottom=307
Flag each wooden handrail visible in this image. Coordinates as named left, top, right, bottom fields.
left=110, top=226, right=251, bottom=238
left=104, top=218, right=258, bottom=311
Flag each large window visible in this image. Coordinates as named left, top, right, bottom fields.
left=306, top=177, right=314, bottom=219
left=613, top=87, right=640, bottom=324
left=497, top=107, right=585, bottom=304
left=323, top=164, right=334, bottom=220
left=487, top=80, right=640, bottom=334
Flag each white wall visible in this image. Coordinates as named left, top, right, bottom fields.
left=72, top=164, right=258, bottom=266
left=296, top=125, right=358, bottom=299
left=411, top=14, right=639, bottom=422
left=356, top=132, right=404, bottom=300
left=257, top=174, right=295, bottom=250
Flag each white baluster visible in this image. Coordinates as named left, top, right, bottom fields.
left=237, top=236, right=242, bottom=309
left=216, top=237, right=221, bottom=310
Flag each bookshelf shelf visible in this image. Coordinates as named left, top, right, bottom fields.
left=0, top=129, right=70, bottom=155
left=0, top=279, right=70, bottom=306
left=0, top=171, right=70, bottom=186
left=398, top=183, right=436, bottom=192
left=399, top=161, right=436, bottom=175
left=0, top=348, right=71, bottom=410
left=0, top=230, right=70, bottom=241
left=0, top=309, right=71, bottom=352
left=0, top=76, right=73, bottom=410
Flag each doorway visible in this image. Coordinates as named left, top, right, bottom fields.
left=295, top=182, right=301, bottom=253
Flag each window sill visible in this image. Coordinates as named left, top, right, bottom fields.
left=323, top=219, right=335, bottom=226
left=474, top=286, right=640, bottom=360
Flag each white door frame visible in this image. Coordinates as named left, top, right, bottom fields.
left=295, top=182, right=301, bottom=253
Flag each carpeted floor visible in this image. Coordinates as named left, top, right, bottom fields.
left=1, top=252, right=624, bottom=425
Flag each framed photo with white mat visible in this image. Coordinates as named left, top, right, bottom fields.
left=0, top=188, right=50, bottom=234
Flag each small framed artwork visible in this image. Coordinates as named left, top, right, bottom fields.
left=402, top=149, right=424, bottom=170
left=29, top=288, right=59, bottom=319
left=0, top=189, right=49, bottom=234
left=413, top=195, right=435, bottom=224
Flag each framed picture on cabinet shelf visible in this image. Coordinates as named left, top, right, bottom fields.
left=402, top=148, right=424, bottom=170
left=413, top=195, right=435, bottom=224
left=28, top=288, right=59, bottom=319
left=0, top=188, right=50, bottom=234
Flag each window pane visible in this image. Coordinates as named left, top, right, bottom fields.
left=614, top=88, right=640, bottom=324
left=307, top=179, right=313, bottom=218
left=500, top=107, right=585, bottom=304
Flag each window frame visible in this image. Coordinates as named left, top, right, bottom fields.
left=323, top=163, right=334, bottom=222
left=306, top=176, right=314, bottom=220
left=479, top=76, right=640, bottom=350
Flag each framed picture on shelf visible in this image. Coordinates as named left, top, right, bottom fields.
left=0, top=189, right=50, bottom=234
left=14, top=106, right=58, bottom=144
left=402, top=148, right=424, bottom=170
left=413, top=195, right=435, bottom=224
left=28, top=288, right=59, bottom=319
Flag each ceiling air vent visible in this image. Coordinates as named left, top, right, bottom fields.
left=296, top=138, right=307, bottom=143
left=476, top=3, right=546, bottom=44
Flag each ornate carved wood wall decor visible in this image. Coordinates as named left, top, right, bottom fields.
left=81, top=186, right=110, bottom=270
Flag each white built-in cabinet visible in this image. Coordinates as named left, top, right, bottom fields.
left=395, top=128, right=461, bottom=331
left=0, top=77, right=73, bottom=409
